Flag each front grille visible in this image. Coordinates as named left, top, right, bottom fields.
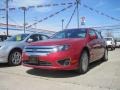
left=23, top=60, right=52, bottom=66
left=24, top=46, right=56, bottom=55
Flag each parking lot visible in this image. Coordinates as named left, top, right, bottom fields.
left=0, top=49, right=120, bottom=90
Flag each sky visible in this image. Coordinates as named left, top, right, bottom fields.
left=0, top=0, right=120, bottom=36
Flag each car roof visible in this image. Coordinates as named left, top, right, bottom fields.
left=64, top=28, right=90, bottom=30
left=104, top=37, right=113, bottom=39
left=15, top=33, right=45, bottom=35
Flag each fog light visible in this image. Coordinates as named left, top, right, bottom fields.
left=58, top=59, right=70, bottom=66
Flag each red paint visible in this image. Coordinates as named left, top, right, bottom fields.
left=22, top=28, right=106, bottom=70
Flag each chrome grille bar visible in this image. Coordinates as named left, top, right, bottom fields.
left=24, top=46, right=56, bottom=55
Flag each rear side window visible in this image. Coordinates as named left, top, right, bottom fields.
left=41, top=35, right=49, bottom=40
left=6, top=34, right=29, bottom=41
left=89, top=30, right=96, bottom=36
left=95, top=31, right=102, bottom=39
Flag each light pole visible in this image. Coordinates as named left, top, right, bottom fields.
left=21, top=7, right=27, bottom=33
left=76, top=0, right=80, bottom=28
left=62, top=19, right=64, bottom=30
left=6, top=0, right=9, bottom=36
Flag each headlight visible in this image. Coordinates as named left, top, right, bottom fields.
left=52, top=45, right=70, bottom=52
left=111, top=42, right=112, bottom=44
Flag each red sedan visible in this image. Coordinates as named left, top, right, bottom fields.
left=22, top=28, right=108, bottom=74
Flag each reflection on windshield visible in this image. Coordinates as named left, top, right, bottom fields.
left=6, top=34, right=29, bottom=41
left=51, top=29, right=86, bottom=39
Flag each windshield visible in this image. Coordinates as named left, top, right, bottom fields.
left=51, top=29, right=86, bottom=39
left=6, top=34, right=29, bottom=41
left=104, top=38, right=112, bottom=41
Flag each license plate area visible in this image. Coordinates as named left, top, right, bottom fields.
left=29, top=56, right=39, bottom=64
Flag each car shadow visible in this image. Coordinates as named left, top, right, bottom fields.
left=27, top=69, right=80, bottom=78
left=0, top=63, right=19, bottom=68
left=26, top=60, right=105, bottom=78
left=89, top=60, right=106, bottom=70
left=0, top=63, right=10, bottom=68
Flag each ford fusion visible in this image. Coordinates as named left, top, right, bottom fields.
left=22, top=28, right=108, bottom=73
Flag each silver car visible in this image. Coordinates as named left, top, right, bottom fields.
left=0, top=33, right=49, bottom=66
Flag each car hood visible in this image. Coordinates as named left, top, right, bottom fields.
left=30, top=38, right=85, bottom=46
left=106, top=41, right=113, bottom=45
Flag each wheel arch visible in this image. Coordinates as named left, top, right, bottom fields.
left=77, top=46, right=90, bottom=74
left=81, top=47, right=90, bottom=60
left=8, top=47, right=22, bottom=59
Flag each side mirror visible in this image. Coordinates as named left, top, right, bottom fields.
left=89, top=35, right=97, bottom=40
left=27, top=38, right=33, bottom=43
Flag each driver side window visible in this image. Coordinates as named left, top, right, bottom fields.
left=27, top=34, right=41, bottom=42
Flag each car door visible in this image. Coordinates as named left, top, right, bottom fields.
left=88, top=29, right=100, bottom=62
left=95, top=31, right=105, bottom=59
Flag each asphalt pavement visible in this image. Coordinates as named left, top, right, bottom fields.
left=0, top=49, right=120, bottom=90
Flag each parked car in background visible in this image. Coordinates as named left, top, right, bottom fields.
left=104, top=37, right=115, bottom=50
left=116, top=40, right=120, bottom=48
left=0, top=35, right=11, bottom=42
left=0, top=33, right=49, bottom=66
left=22, top=28, right=108, bottom=74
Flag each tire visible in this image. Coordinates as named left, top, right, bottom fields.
left=112, top=47, right=115, bottom=50
left=114, top=47, right=115, bottom=50
left=110, top=47, right=113, bottom=51
left=77, top=51, right=89, bottom=74
left=102, top=49, right=108, bottom=61
left=8, top=50, right=22, bottom=66
left=112, top=46, right=115, bottom=50
left=111, top=47, right=113, bottom=50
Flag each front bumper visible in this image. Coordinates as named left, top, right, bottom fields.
left=0, top=46, right=10, bottom=63
left=22, top=52, right=79, bottom=70
left=23, top=64, right=77, bottom=70
left=0, top=52, right=8, bottom=63
left=0, top=58, right=8, bottom=63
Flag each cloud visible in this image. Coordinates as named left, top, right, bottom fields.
left=95, top=0, right=105, bottom=8
left=35, top=7, right=52, bottom=13
left=10, top=0, right=45, bottom=7
left=9, top=0, right=52, bottom=12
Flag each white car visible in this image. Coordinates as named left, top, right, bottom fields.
left=0, top=33, right=49, bottom=66
left=104, top=37, right=115, bottom=50
left=116, top=41, right=120, bottom=48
